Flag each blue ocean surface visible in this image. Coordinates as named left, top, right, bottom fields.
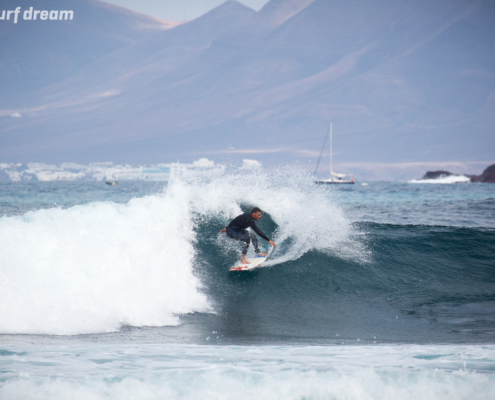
left=1, top=167, right=494, bottom=399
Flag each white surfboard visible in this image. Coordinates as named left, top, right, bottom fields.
left=230, top=248, right=272, bottom=272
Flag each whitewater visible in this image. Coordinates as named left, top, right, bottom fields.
left=1, top=166, right=494, bottom=399
left=2, top=344, right=495, bottom=400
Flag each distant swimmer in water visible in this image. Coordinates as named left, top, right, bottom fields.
left=220, top=207, right=276, bottom=264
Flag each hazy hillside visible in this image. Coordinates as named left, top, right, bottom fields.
left=1, top=0, right=494, bottom=174
left=0, top=0, right=174, bottom=102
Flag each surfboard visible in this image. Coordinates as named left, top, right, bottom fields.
left=230, top=247, right=272, bottom=272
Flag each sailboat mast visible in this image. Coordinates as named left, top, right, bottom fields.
left=329, top=122, right=333, bottom=182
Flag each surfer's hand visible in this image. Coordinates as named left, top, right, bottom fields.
left=220, top=228, right=226, bottom=233
left=269, top=240, right=276, bottom=248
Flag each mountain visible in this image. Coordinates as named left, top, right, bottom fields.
left=0, top=0, right=175, bottom=101
left=1, top=0, right=494, bottom=171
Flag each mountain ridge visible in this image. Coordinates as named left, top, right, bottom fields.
left=1, top=0, right=494, bottom=170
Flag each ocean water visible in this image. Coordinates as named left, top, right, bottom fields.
left=1, top=166, right=494, bottom=399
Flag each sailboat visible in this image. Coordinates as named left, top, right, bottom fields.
left=314, top=123, right=355, bottom=184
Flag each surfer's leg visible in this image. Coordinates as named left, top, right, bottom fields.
left=227, top=227, right=251, bottom=258
left=251, top=233, right=259, bottom=253
left=240, top=231, right=251, bottom=263
left=241, top=239, right=250, bottom=256
left=252, top=234, right=267, bottom=256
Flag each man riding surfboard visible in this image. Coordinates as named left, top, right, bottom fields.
left=220, top=207, right=276, bottom=264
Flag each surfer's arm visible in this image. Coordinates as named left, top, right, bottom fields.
left=220, top=228, right=226, bottom=233
left=250, top=221, right=270, bottom=242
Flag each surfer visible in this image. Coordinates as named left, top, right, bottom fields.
left=220, top=207, right=276, bottom=264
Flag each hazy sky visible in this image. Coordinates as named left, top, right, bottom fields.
left=100, top=0, right=270, bottom=20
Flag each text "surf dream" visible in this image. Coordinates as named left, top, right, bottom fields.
left=0, top=7, right=74, bottom=23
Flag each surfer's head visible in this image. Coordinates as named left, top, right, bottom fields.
left=251, top=207, right=262, bottom=221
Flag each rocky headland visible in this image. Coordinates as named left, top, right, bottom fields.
left=469, top=164, right=495, bottom=183
left=415, top=164, right=495, bottom=183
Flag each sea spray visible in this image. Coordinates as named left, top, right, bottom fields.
left=172, top=165, right=369, bottom=266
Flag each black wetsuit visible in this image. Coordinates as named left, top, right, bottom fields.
left=226, top=213, right=270, bottom=256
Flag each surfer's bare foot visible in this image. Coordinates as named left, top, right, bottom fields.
left=257, top=252, right=267, bottom=256
left=241, top=257, right=250, bottom=264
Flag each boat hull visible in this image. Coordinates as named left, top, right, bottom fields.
left=315, top=180, right=354, bottom=184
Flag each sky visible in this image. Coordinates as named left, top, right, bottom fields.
left=100, top=0, right=270, bottom=20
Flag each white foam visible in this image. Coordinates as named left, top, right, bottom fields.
left=4, top=369, right=493, bottom=400
left=1, top=344, right=494, bottom=400
left=409, top=175, right=471, bottom=184
left=0, top=184, right=211, bottom=335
